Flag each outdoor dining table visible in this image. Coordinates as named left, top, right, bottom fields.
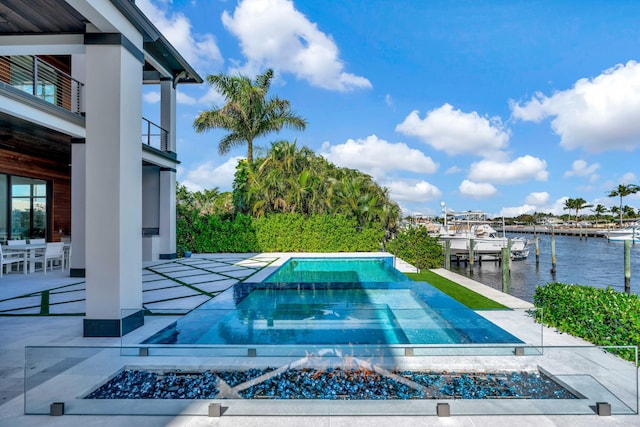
left=2, top=243, right=47, bottom=274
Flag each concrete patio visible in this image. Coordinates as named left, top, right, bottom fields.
left=0, top=253, right=637, bottom=426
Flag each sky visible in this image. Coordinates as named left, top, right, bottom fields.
left=137, top=0, right=640, bottom=219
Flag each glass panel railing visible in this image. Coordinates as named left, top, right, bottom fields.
left=120, top=308, right=543, bottom=358
left=24, top=344, right=637, bottom=416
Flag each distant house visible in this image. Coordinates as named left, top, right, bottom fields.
left=0, top=0, right=202, bottom=336
left=537, top=217, right=563, bottom=226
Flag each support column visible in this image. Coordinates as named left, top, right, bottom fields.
left=159, top=168, right=176, bottom=259
left=70, top=138, right=86, bottom=277
left=159, top=78, right=177, bottom=259
left=83, top=38, right=144, bottom=337
left=70, top=54, right=86, bottom=277
left=160, top=78, right=176, bottom=152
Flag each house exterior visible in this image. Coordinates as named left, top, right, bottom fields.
left=0, top=0, right=202, bottom=336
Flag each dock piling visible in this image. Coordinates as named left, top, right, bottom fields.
left=444, top=239, right=451, bottom=270
left=550, top=228, right=557, bottom=275
left=625, top=240, right=631, bottom=294
left=501, top=247, right=510, bottom=293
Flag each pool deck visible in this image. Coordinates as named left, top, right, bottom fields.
left=0, top=252, right=637, bottom=426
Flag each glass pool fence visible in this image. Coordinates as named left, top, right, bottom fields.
left=119, top=308, right=543, bottom=351
left=24, top=344, right=637, bottom=417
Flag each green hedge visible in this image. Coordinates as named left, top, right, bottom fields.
left=533, top=282, right=640, bottom=362
left=254, top=213, right=383, bottom=252
left=177, top=212, right=259, bottom=254
left=177, top=212, right=383, bottom=253
left=392, top=226, right=443, bottom=269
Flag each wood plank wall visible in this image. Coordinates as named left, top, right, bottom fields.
left=0, top=148, right=70, bottom=242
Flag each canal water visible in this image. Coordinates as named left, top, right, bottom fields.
left=448, top=233, right=640, bottom=303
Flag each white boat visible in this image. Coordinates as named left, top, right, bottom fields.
left=435, top=213, right=529, bottom=260
left=601, top=223, right=640, bottom=242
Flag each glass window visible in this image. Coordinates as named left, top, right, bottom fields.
left=9, top=176, right=47, bottom=240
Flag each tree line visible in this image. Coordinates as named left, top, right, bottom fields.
left=177, top=68, right=406, bottom=253
left=563, top=184, right=639, bottom=226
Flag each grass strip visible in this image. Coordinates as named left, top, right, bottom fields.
left=406, top=270, right=508, bottom=310
left=40, top=290, right=49, bottom=315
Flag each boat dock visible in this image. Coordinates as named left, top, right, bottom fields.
left=500, top=225, right=607, bottom=238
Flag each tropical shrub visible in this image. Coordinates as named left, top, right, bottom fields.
left=177, top=140, right=401, bottom=253
left=533, top=282, right=640, bottom=362
left=232, top=141, right=401, bottom=240
left=392, top=226, right=443, bottom=269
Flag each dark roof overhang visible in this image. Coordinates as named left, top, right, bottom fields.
left=110, top=0, right=202, bottom=84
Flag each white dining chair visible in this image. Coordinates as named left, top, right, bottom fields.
left=27, top=239, right=46, bottom=273
left=63, top=243, right=72, bottom=270
left=7, top=239, right=26, bottom=246
left=0, top=245, right=26, bottom=277
left=43, top=242, right=65, bottom=275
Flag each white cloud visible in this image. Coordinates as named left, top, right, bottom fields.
left=548, top=197, right=571, bottom=216
left=620, top=172, right=637, bottom=184
left=385, top=94, right=393, bottom=107
left=176, top=90, right=197, bottom=105
left=197, top=87, right=226, bottom=106
left=445, top=166, right=462, bottom=174
left=143, top=88, right=200, bottom=106
left=395, top=103, right=510, bottom=157
left=386, top=180, right=442, bottom=203
left=468, top=155, right=549, bottom=184
left=511, top=60, right=640, bottom=152
left=564, top=159, right=600, bottom=177
left=499, top=205, right=537, bottom=217
left=513, top=196, right=578, bottom=216
left=180, top=156, right=243, bottom=192
left=458, top=180, right=497, bottom=199
left=500, top=192, right=553, bottom=217
left=137, top=0, right=222, bottom=72
left=320, top=135, right=438, bottom=180
left=525, top=192, right=550, bottom=206
left=143, top=91, right=161, bottom=104
left=221, top=0, right=371, bottom=92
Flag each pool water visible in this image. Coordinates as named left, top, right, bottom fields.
left=264, top=257, right=409, bottom=284
left=144, top=257, right=522, bottom=346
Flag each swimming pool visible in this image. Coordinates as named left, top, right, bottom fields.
left=143, top=257, right=522, bottom=346
left=264, top=257, right=409, bottom=284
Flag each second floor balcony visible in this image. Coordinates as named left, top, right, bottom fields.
left=0, top=55, right=84, bottom=115
left=1, top=55, right=173, bottom=155
left=142, top=117, right=170, bottom=154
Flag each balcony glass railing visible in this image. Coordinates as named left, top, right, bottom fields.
left=0, top=55, right=84, bottom=115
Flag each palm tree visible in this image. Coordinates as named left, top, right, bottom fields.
left=192, top=187, right=220, bottom=215
left=591, top=204, right=608, bottom=227
left=608, top=184, right=640, bottom=226
left=563, top=198, right=577, bottom=223
left=610, top=205, right=620, bottom=222
left=573, top=197, right=593, bottom=223
left=193, top=69, right=307, bottom=163
left=623, top=205, right=636, bottom=219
